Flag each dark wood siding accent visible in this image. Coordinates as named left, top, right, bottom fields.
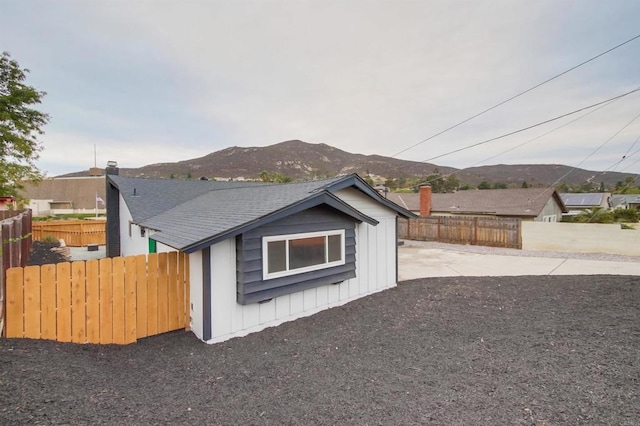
left=105, top=181, right=121, bottom=257
left=236, top=206, right=357, bottom=305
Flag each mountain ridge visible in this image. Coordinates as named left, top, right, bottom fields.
left=59, top=140, right=637, bottom=188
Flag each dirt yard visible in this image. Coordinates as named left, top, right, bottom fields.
left=1, top=275, right=638, bottom=425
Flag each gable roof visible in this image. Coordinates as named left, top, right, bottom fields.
left=430, top=188, right=566, bottom=216
left=430, top=188, right=567, bottom=216
left=611, top=194, right=640, bottom=207
left=107, top=176, right=266, bottom=222
left=387, top=188, right=567, bottom=217
left=385, top=192, right=420, bottom=211
left=109, top=174, right=414, bottom=253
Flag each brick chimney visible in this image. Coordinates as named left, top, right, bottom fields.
left=419, top=185, right=432, bottom=216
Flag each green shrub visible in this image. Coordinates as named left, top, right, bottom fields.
left=39, top=235, right=59, bottom=244
left=613, top=208, right=640, bottom=223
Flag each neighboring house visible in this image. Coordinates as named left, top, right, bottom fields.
left=611, top=194, right=640, bottom=211
left=20, top=176, right=107, bottom=216
left=387, top=187, right=567, bottom=222
left=0, top=196, right=16, bottom=210
left=559, top=192, right=612, bottom=216
left=385, top=192, right=420, bottom=213
left=106, top=170, right=415, bottom=344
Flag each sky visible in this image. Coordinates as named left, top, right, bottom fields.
left=1, top=0, right=639, bottom=177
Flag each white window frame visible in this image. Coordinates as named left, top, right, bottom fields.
left=542, top=215, right=557, bottom=222
left=262, top=230, right=345, bottom=280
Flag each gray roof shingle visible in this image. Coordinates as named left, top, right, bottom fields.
left=386, top=188, right=567, bottom=217
left=109, top=174, right=414, bottom=253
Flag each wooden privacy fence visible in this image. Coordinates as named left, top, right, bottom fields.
left=1, top=210, right=33, bottom=337
left=32, top=219, right=106, bottom=247
left=5, top=251, right=190, bottom=345
left=399, top=216, right=522, bottom=249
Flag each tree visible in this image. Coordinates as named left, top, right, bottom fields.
left=478, top=181, right=491, bottom=190
left=1, top=52, right=49, bottom=197
left=521, top=181, right=529, bottom=188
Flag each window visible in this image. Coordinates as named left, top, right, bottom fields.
left=542, top=215, right=557, bottom=222
left=263, top=230, right=345, bottom=279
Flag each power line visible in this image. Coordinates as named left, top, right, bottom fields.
left=421, top=87, right=640, bottom=163
left=461, top=98, right=619, bottom=170
left=390, top=33, right=640, bottom=158
left=415, top=97, right=619, bottom=187
left=550, top=110, right=640, bottom=187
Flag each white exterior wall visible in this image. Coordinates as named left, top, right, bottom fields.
left=197, top=187, right=400, bottom=344
left=189, top=251, right=204, bottom=340
left=119, top=194, right=150, bottom=256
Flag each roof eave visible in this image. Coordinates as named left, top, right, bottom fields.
left=325, top=174, right=417, bottom=218
left=178, top=191, right=378, bottom=254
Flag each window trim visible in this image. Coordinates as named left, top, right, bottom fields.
left=262, top=230, right=346, bottom=280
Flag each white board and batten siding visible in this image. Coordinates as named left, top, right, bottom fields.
left=192, top=187, right=400, bottom=344
left=118, top=193, right=148, bottom=257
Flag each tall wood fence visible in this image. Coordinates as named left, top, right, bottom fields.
left=1, top=210, right=33, bottom=337
left=4, top=252, right=190, bottom=345
left=32, top=219, right=106, bottom=247
left=399, top=216, right=522, bottom=249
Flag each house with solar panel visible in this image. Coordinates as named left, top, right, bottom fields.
left=104, top=164, right=414, bottom=343
left=559, top=192, right=612, bottom=217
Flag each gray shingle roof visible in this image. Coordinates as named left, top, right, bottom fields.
left=387, top=188, right=567, bottom=217
left=108, top=176, right=267, bottom=222
left=109, top=174, right=414, bottom=253
left=431, top=188, right=566, bottom=216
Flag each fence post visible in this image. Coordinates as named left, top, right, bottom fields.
left=473, top=217, right=478, bottom=246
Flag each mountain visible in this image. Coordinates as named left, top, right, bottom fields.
left=60, top=140, right=637, bottom=188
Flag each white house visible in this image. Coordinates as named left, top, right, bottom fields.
left=105, top=170, right=414, bottom=344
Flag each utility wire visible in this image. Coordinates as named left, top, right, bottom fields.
left=421, top=87, right=640, bottom=163
left=390, top=33, right=640, bottom=158
left=415, top=97, right=619, bottom=188
left=550, top=110, right=640, bottom=188
left=462, top=99, right=618, bottom=169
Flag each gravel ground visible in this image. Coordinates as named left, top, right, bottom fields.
left=26, top=241, right=69, bottom=266
left=401, top=240, right=640, bottom=263
left=1, top=275, right=639, bottom=425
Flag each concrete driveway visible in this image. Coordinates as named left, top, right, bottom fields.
left=398, top=240, right=640, bottom=280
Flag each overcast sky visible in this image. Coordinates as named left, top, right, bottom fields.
left=2, top=0, right=639, bottom=177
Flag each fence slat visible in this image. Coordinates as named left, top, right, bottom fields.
left=56, top=263, right=72, bottom=342
left=23, top=266, right=41, bottom=339
left=71, top=261, right=87, bottom=343
left=168, top=251, right=179, bottom=330
left=112, top=257, right=125, bottom=345
left=399, top=216, right=521, bottom=249
left=32, top=220, right=106, bottom=247
left=40, top=264, right=57, bottom=340
left=4, top=251, right=190, bottom=345
left=124, top=256, right=137, bottom=344
left=147, top=254, right=159, bottom=336
left=5, top=268, right=24, bottom=338
left=157, top=253, right=169, bottom=334
left=99, top=258, right=113, bottom=344
left=85, top=260, right=100, bottom=343
left=135, top=254, right=148, bottom=339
